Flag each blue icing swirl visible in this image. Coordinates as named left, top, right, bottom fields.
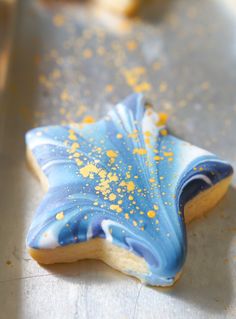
left=25, top=93, right=233, bottom=286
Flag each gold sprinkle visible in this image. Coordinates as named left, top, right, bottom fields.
left=110, top=205, right=122, bottom=213
left=149, top=178, right=155, bottom=183
left=82, top=116, right=95, bottom=124
left=109, top=193, right=116, bottom=201
left=75, top=159, right=83, bottom=166
left=127, top=181, right=135, bottom=192
left=60, top=89, right=71, bottom=102
left=133, top=220, right=138, bottom=227
left=116, top=133, right=123, bottom=139
left=68, top=129, right=77, bottom=141
left=69, top=142, right=80, bottom=152
left=83, top=49, right=93, bottom=59
left=56, top=211, right=64, bottom=220
left=105, top=84, right=113, bottom=93
left=144, top=131, right=152, bottom=137
left=73, top=152, right=80, bottom=158
left=51, top=69, right=61, bottom=79
left=160, top=129, right=168, bottom=136
left=80, top=164, right=99, bottom=178
left=158, top=113, right=168, bottom=126
left=147, top=210, right=156, bottom=218
left=163, top=152, right=173, bottom=157
left=106, top=150, right=118, bottom=158
left=126, top=40, right=138, bottom=51
left=134, top=82, right=151, bottom=93
left=53, top=15, right=65, bottom=27
left=133, top=148, right=147, bottom=155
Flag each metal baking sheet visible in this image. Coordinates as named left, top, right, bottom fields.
left=1, top=0, right=236, bottom=318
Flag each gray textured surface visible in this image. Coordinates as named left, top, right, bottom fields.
left=0, top=0, right=236, bottom=318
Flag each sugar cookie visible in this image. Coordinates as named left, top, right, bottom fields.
left=26, top=94, right=233, bottom=286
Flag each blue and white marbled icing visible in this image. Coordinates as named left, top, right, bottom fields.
left=26, top=93, right=233, bottom=286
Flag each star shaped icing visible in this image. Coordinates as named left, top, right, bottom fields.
left=26, top=93, right=233, bottom=286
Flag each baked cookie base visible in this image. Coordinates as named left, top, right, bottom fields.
left=184, top=175, right=231, bottom=224
left=27, top=148, right=232, bottom=286
left=94, top=0, right=141, bottom=16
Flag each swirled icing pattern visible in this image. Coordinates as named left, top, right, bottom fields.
left=26, top=93, right=233, bottom=286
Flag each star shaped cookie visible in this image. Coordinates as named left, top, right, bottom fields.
left=26, top=94, right=233, bottom=286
